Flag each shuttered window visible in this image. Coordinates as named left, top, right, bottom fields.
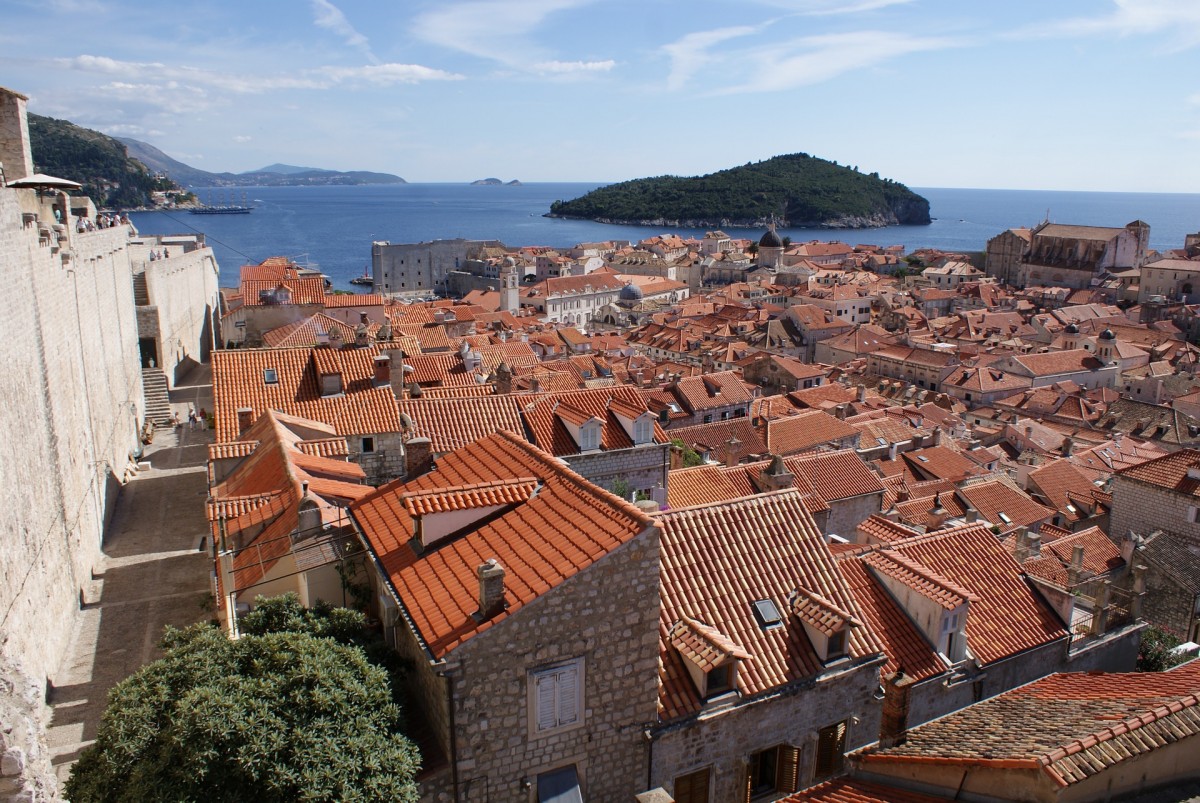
left=532, top=660, right=582, bottom=733
left=742, top=745, right=800, bottom=800
left=815, top=721, right=848, bottom=778
left=673, top=767, right=711, bottom=803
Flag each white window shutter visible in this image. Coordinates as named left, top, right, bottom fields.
left=536, top=674, right=558, bottom=731
left=557, top=666, right=579, bottom=725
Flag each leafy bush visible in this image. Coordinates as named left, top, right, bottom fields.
left=66, top=597, right=420, bottom=803
left=1137, top=625, right=1187, bottom=673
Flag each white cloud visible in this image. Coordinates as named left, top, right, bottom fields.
left=1015, top=0, right=1200, bottom=50
left=533, top=59, right=615, bottom=74
left=232, top=135, right=252, bottom=143
left=662, top=25, right=763, bottom=91
left=55, top=55, right=461, bottom=93
left=310, top=0, right=378, bottom=63
left=754, top=0, right=914, bottom=14
left=413, top=0, right=611, bottom=73
left=712, top=30, right=960, bottom=95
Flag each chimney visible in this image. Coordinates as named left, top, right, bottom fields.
left=965, top=507, right=979, bottom=523
left=834, top=403, right=848, bottom=420
left=373, top=354, right=391, bottom=387
left=236, top=407, right=254, bottom=435
left=405, top=437, right=434, bottom=480
left=494, top=361, right=513, bottom=395
left=355, top=312, right=370, bottom=347
left=857, top=384, right=867, bottom=403
left=1120, top=531, right=1139, bottom=564
left=757, top=454, right=793, bottom=492
left=1014, top=526, right=1030, bottom=561
left=932, top=427, right=943, bottom=447
left=1027, top=532, right=1041, bottom=558
left=1062, top=436, right=1074, bottom=456
left=296, top=482, right=322, bottom=539
left=0, top=88, right=34, bottom=183
left=477, top=559, right=506, bottom=619
left=386, top=349, right=406, bottom=396
left=725, top=436, right=742, bottom=468
left=1068, top=543, right=1085, bottom=585
left=879, top=669, right=915, bottom=748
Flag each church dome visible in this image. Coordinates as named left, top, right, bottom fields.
left=759, top=228, right=784, bottom=249
left=619, top=282, right=644, bottom=302
left=1064, top=323, right=1079, bottom=334
left=1099, top=328, right=1116, bottom=341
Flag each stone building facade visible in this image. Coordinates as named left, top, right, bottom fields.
left=563, top=442, right=671, bottom=499
left=1109, top=451, right=1200, bottom=547
left=371, top=238, right=504, bottom=298
left=363, top=519, right=661, bottom=801
left=984, top=227, right=1031, bottom=286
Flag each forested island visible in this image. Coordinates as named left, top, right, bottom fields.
left=547, top=153, right=931, bottom=229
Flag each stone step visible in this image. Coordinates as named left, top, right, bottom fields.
left=141, top=367, right=173, bottom=425
left=132, top=271, right=150, bottom=306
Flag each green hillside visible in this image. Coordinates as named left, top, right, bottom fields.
left=27, top=114, right=180, bottom=208
left=548, top=153, right=930, bottom=228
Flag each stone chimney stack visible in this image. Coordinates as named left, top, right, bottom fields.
left=355, top=313, right=370, bottom=347
left=1068, top=544, right=1085, bottom=585
left=879, top=670, right=915, bottom=748
left=373, top=355, right=391, bottom=387
left=236, top=407, right=254, bottom=436
left=494, top=361, right=513, bottom=395
left=405, top=437, right=434, bottom=480
left=477, top=559, right=506, bottom=619
left=1014, top=526, right=1030, bottom=561
left=757, top=454, right=793, bottom=492
left=0, top=87, right=34, bottom=183
left=857, top=384, right=867, bottom=404
left=1027, top=532, right=1042, bottom=558
left=725, top=436, right=742, bottom=468
left=387, top=349, right=406, bottom=397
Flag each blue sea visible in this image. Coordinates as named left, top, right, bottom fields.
left=128, top=184, right=1200, bottom=292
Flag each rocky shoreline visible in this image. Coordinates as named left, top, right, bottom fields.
left=543, top=211, right=903, bottom=229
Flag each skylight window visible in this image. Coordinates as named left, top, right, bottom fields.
left=876, top=437, right=888, bottom=446
left=263, top=368, right=278, bottom=385
left=752, top=599, right=783, bottom=629
left=916, top=455, right=929, bottom=463
left=998, top=512, right=1012, bottom=524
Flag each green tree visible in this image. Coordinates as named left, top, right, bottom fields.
left=1137, top=625, right=1186, bottom=672
left=671, top=438, right=705, bottom=468
left=66, top=612, right=420, bottom=803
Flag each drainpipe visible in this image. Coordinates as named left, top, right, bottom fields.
left=644, top=727, right=655, bottom=792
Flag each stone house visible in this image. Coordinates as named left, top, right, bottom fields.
left=761, top=410, right=860, bottom=457
left=1136, top=256, right=1200, bottom=304
left=1018, top=221, right=1150, bottom=290
left=643, top=371, right=757, bottom=429
left=1125, top=529, right=1200, bottom=643
left=1109, top=449, right=1200, bottom=550
left=866, top=345, right=959, bottom=392
left=208, top=410, right=372, bottom=629
left=840, top=660, right=1200, bottom=802
left=983, top=227, right=1031, bottom=286
left=740, top=352, right=831, bottom=395
left=835, top=521, right=1138, bottom=745
left=222, top=257, right=328, bottom=346
left=351, top=431, right=662, bottom=802
left=649, top=491, right=887, bottom=801
left=523, top=272, right=626, bottom=326
left=993, top=346, right=1120, bottom=391
left=211, top=343, right=408, bottom=484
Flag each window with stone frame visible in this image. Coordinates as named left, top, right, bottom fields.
left=743, top=745, right=799, bottom=801
left=673, top=766, right=711, bottom=803
left=814, top=720, right=847, bottom=779
left=530, top=658, right=583, bottom=734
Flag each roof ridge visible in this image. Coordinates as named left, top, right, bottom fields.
left=653, top=486, right=803, bottom=517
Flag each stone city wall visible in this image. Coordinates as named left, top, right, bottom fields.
left=141, top=246, right=221, bottom=385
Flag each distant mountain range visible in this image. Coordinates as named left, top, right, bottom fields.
left=117, top=138, right=407, bottom=187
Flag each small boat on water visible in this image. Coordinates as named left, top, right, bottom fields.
left=350, top=266, right=373, bottom=287
left=190, top=191, right=254, bottom=215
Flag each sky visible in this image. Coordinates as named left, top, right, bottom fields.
left=2, top=0, right=1199, bottom=192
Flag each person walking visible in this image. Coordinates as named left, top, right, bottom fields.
left=187, top=407, right=197, bottom=430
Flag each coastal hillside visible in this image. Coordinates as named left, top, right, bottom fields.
left=27, top=114, right=180, bottom=208
left=119, top=138, right=406, bottom=188
left=548, top=153, right=931, bottom=228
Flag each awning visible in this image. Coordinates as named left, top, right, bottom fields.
left=6, top=172, right=83, bottom=189
left=537, top=765, right=583, bottom=803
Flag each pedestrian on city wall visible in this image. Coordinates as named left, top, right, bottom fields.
left=188, top=407, right=197, bottom=430
left=198, top=407, right=208, bottom=429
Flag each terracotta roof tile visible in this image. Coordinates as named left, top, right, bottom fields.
left=668, top=616, right=752, bottom=672
left=656, top=491, right=883, bottom=721
left=782, top=777, right=946, bottom=802
left=861, top=661, right=1200, bottom=788
left=352, top=431, right=652, bottom=658
left=397, top=395, right=527, bottom=454
left=1116, top=448, right=1200, bottom=496
left=763, top=409, right=859, bottom=455
left=401, top=477, right=539, bottom=517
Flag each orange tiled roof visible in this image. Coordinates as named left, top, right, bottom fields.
left=1115, top=447, right=1200, bottom=496
left=397, top=395, right=526, bottom=454
left=352, top=431, right=652, bottom=657
left=211, top=346, right=403, bottom=441
left=782, top=777, right=946, bottom=802
left=863, top=550, right=977, bottom=610
left=400, top=477, right=539, bottom=517
left=262, top=313, right=359, bottom=349
left=521, top=386, right=666, bottom=456
left=957, top=478, right=1054, bottom=534
left=668, top=617, right=752, bottom=672
left=666, top=464, right=758, bottom=509
left=860, top=661, right=1200, bottom=789
left=656, top=491, right=883, bottom=721
left=762, top=409, right=858, bottom=455
left=881, top=524, right=1070, bottom=665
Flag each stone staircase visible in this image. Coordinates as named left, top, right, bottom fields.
left=132, top=271, right=150, bottom=306
left=142, top=367, right=172, bottom=425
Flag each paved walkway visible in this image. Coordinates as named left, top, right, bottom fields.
left=46, top=379, right=216, bottom=785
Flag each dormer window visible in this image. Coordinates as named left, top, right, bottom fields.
left=789, top=588, right=860, bottom=664
left=319, top=372, right=343, bottom=397
left=578, top=421, right=600, bottom=451
left=669, top=617, right=750, bottom=701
